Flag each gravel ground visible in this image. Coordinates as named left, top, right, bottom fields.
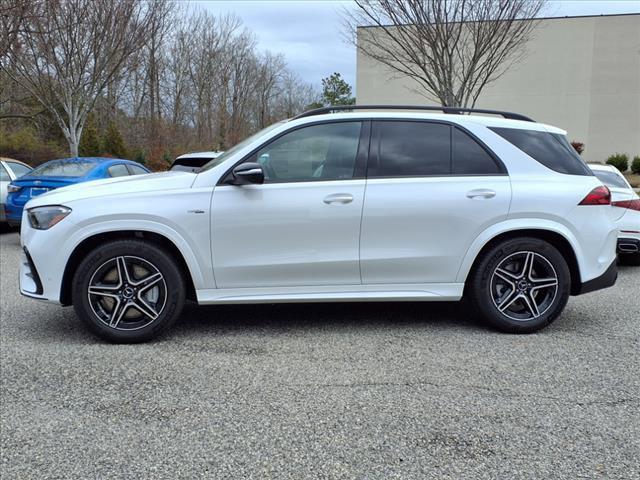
left=1, top=229, right=639, bottom=479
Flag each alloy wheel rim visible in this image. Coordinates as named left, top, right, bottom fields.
left=490, top=251, right=558, bottom=321
left=87, top=255, right=167, bottom=331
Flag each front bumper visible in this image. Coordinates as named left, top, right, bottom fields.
left=19, top=247, right=44, bottom=297
left=574, top=258, right=617, bottom=295
left=18, top=210, right=71, bottom=304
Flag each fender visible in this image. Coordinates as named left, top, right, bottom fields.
left=62, top=218, right=212, bottom=290
left=456, top=218, right=584, bottom=283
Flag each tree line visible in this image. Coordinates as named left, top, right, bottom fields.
left=0, top=0, right=353, bottom=170
left=2, top=0, right=542, bottom=169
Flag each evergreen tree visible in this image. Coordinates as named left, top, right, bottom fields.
left=78, top=115, right=102, bottom=157
left=132, top=148, right=147, bottom=166
left=320, top=72, right=355, bottom=106
left=102, top=121, right=129, bottom=158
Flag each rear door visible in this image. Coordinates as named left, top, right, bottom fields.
left=360, top=120, right=511, bottom=284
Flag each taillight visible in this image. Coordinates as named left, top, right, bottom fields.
left=578, top=185, right=611, bottom=205
left=7, top=184, right=22, bottom=193
left=611, top=199, right=640, bottom=212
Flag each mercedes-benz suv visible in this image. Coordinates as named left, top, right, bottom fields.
left=19, top=106, right=618, bottom=342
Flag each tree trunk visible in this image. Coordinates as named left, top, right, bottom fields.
left=63, top=107, right=82, bottom=157
left=69, top=139, right=79, bottom=157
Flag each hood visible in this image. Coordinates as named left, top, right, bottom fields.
left=26, top=171, right=196, bottom=208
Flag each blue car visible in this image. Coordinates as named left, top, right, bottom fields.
left=5, top=157, right=150, bottom=226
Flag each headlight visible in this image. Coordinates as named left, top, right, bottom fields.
left=7, top=184, right=21, bottom=193
left=27, top=206, right=72, bottom=230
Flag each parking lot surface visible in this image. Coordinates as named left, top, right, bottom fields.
left=1, top=229, right=639, bottom=479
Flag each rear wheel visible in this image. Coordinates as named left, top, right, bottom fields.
left=468, top=237, right=571, bottom=333
left=72, top=239, right=186, bottom=342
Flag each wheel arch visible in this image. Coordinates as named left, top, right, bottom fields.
left=60, top=230, right=197, bottom=305
left=460, top=227, right=582, bottom=296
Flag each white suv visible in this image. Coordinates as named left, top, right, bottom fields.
left=19, top=106, right=618, bottom=342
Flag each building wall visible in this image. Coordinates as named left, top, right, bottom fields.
left=356, top=14, right=640, bottom=164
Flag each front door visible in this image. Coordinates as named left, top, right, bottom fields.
left=211, top=121, right=368, bottom=288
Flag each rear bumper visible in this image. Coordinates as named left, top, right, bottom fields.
left=574, top=258, right=617, bottom=295
left=617, top=238, right=640, bottom=255
left=4, top=198, right=24, bottom=224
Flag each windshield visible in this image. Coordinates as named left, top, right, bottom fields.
left=200, top=122, right=285, bottom=172
left=26, top=159, right=98, bottom=177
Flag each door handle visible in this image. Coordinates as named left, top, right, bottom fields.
left=466, top=189, right=496, bottom=199
left=323, top=193, right=354, bottom=205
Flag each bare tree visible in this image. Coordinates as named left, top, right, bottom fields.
left=0, top=0, right=32, bottom=58
left=275, top=71, right=319, bottom=118
left=345, top=0, right=545, bottom=107
left=1, top=0, right=158, bottom=156
left=255, top=52, right=286, bottom=128
left=1, top=3, right=320, bottom=165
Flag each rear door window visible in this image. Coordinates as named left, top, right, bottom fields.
left=452, top=128, right=503, bottom=175
left=108, top=164, right=129, bottom=177
left=490, top=127, right=592, bottom=176
left=127, top=165, right=148, bottom=175
left=369, top=121, right=451, bottom=177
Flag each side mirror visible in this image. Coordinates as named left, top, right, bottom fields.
left=232, top=162, right=264, bottom=185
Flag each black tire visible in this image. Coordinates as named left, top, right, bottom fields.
left=72, top=239, right=186, bottom=342
left=468, top=237, right=571, bottom=333
left=619, top=253, right=640, bottom=266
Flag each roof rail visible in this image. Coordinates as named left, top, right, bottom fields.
left=292, top=104, right=535, bottom=122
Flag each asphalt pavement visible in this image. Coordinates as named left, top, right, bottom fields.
left=1, top=228, right=638, bottom=479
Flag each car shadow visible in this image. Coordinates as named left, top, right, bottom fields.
left=0, top=223, right=19, bottom=235
left=172, top=299, right=487, bottom=339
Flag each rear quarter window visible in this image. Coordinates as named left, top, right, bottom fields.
left=490, top=127, right=592, bottom=176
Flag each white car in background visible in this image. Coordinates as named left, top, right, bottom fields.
left=18, top=106, right=619, bottom=342
left=1, top=158, right=32, bottom=224
left=589, top=163, right=640, bottom=265
left=170, top=151, right=224, bottom=173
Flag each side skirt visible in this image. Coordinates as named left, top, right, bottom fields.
left=196, top=283, right=464, bottom=305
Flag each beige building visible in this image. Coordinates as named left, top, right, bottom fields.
left=356, top=14, right=640, bottom=164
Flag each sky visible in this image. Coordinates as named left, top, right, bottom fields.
left=198, top=0, right=640, bottom=91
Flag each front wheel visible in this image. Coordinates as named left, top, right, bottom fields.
left=72, top=239, right=186, bottom=342
left=468, top=238, right=571, bottom=333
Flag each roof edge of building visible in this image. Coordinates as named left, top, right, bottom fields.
left=356, top=11, right=640, bottom=29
